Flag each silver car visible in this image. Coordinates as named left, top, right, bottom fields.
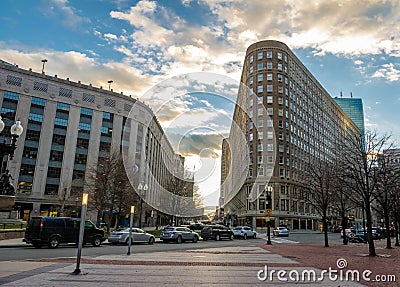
left=108, top=227, right=155, bottom=245
left=160, top=226, right=199, bottom=243
left=233, top=226, right=257, bottom=239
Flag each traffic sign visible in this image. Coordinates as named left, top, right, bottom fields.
left=265, top=209, right=272, bottom=216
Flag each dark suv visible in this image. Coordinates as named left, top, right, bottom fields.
left=24, top=217, right=105, bottom=248
left=201, top=225, right=234, bottom=241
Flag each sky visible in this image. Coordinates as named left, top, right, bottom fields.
left=1, top=0, right=400, bottom=207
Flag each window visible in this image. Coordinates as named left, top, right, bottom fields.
left=258, top=168, right=264, bottom=177
left=267, top=108, right=273, bottom=115
left=33, top=82, right=48, bottom=92
left=257, top=119, right=263, bottom=127
left=258, top=131, right=263, bottom=139
left=267, top=73, right=272, bottom=81
left=257, top=52, right=263, bottom=59
left=258, top=108, right=263, bottom=116
left=249, top=76, right=254, bottom=84
left=4, top=91, right=19, bottom=101
left=80, top=108, right=93, bottom=116
left=28, top=113, right=43, bottom=123
left=277, top=52, right=282, bottom=60
left=6, top=75, right=22, bottom=86
left=267, top=62, right=272, bottom=69
left=31, top=97, right=46, bottom=107
left=57, top=102, right=70, bottom=111
left=267, top=85, right=273, bottom=92
left=258, top=156, right=263, bottom=164
left=267, top=96, right=273, bottom=104
left=257, top=85, right=263, bottom=93
left=83, top=93, right=95, bottom=103
left=249, top=110, right=253, bottom=118
left=249, top=55, right=254, bottom=63
left=266, top=51, right=272, bottom=58
left=52, top=134, right=66, bottom=145
left=25, top=129, right=41, bottom=141
left=267, top=131, right=274, bottom=139
left=54, top=118, right=68, bottom=127
left=278, top=63, right=283, bottom=71
left=267, top=144, right=274, bottom=151
left=278, top=74, right=283, bottom=82
left=59, top=87, right=72, bottom=98
left=249, top=133, right=253, bottom=141
left=50, top=150, right=63, bottom=161
left=257, top=63, right=263, bottom=70
left=258, top=144, right=263, bottom=152
left=249, top=99, right=253, bottom=107
left=257, top=97, right=263, bottom=104
left=105, top=98, right=116, bottom=107
left=257, top=74, right=263, bottom=82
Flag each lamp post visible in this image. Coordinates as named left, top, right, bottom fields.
left=266, top=186, right=272, bottom=245
left=0, top=117, right=23, bottom=195
left=137, top=183, right=148, bottom=228
left=41, top=59, right=47, bottom=74
left=127, top=205, right=135, bottom=256
left=72, top=193, right=88, bottom=275
left=107, top=80, right=113, bottom=91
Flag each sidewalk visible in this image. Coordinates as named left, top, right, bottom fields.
left=0, top=240, right=366, bottom=286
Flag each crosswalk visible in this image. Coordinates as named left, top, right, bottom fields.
left=262, top=237, right=299, bottom=244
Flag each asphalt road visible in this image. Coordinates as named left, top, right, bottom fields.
left=0, top=232, right=344, bottom=262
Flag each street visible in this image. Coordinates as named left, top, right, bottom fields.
left=0, top=232, right=344, bottom=261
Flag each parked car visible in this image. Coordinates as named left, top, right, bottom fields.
left=160, top=226, right=199, bottom=243
left=188, top=223, right=204, bottom=233
left=340, top=228, right=353, bottom=238
left=108, top=227, right=155, bottom=245
left=233, top=226, right=257, bottom=239
left=201, top=225, right=234, bottom=241
left=273, top=227, right=289, bottom=237
left=24, top=216, right=105, bottom=248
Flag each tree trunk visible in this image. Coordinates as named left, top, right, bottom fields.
left=395, top=220, right=400, bottom=247
left=323, top=215, right=329, bottom=247
left=341, top=213, right=348, bottom=245
left=384, top=210, right=392, bottom=249
left=365, top=201, right=376, bottom=256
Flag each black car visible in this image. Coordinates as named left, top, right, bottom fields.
left=201, top=225, right=234, bottom=241
left=24, top=217, right=105, bottom=248
left=188, top=223, right=204, bottom=233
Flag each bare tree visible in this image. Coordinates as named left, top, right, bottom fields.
left=303, top=158, right=337, bottom=247
left=86, top=151, right=136, bottom=231
left=340, top=131, right=391, bottom=256
left=375, top=150, right=400, bottom=249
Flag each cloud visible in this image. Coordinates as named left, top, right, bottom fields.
left=371, top=63, right=400, bottom=82
left=45, top=0, right=90, bottom=29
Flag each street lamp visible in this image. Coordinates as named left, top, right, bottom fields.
left=107, top=80, right=113, bottom=91
left=266, top=186, right=272, bottom=245
left=137, top=183, right=148, bottom=228
left=72, top=193, right=88, bottom=275
left=41, top=59, right=47, bottom=74
left=127, top=205, right=135, bottom=256
left=0, top=117, right=23, bottom=195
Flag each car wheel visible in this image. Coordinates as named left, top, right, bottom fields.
left=48, top=237, right=60, bottom=249
left=176, top=236, right=182, bottom=244
left=253, top=233, right=257, bottom=239
left=192, top=236, right=198, bottom=243
left=92, top=237, right=102, bottom=247
left=148, top=237, right=155, bottom=245
left=215, top=234, right=221, bottom=241
left=243, top=234, right=247, bottom=240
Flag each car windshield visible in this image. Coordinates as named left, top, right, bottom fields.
left=164, top=228, right=175, bottom=231
left=234, top=227, right=242, bottom=230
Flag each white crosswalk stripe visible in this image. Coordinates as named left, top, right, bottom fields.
left=262, top=237, right=299, bottom=244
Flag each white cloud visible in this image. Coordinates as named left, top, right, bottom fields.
left=371, top=63, right=400, bottom=82
left=46, top=0, right=90, bottom=29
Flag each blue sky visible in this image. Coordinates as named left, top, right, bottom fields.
left=1, top=0, right=400, bottom=206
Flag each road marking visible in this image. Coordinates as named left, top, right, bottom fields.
left=263, top=237, right=299, bottom=244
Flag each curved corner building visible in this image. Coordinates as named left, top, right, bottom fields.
left=223, top=40, right=361, bottom=230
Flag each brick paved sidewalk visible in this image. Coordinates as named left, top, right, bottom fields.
left=260, top=239, right=400, bottom=287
